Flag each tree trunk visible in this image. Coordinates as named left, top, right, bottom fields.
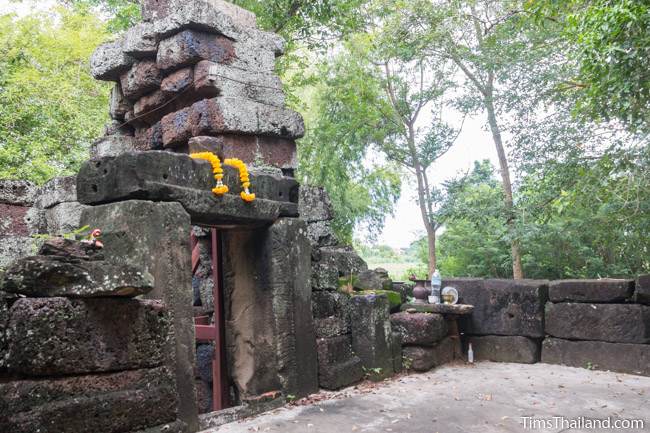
left=484, top=95, right=524, bottom=279
left=407, top=125, right=437, bottom=276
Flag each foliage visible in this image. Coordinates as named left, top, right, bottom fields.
left=530, top=0, right=650, bottom=131
left=419, top=156, right=650, bottom=279
left=60, top=0, right=141, bottom=31
left=0, top=8, right=111, bottom=184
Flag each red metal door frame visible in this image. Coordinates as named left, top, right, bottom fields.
left=193, top=228, right=229, bottom=411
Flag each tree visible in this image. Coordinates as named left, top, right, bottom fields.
left=0, top=8, right=111, bottom=183
left=376, top=0, right=535, bottom=278
left=530, top=0, right=650, bottom=131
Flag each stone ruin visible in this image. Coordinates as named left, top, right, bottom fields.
left=0, top=1, right=649, bottom=432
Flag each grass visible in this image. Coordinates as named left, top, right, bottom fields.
left=364, top=261, right=419, bottom=281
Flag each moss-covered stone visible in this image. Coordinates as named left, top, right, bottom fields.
left=357, top=290, right=402, bottom=311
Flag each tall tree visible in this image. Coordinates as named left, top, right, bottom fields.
left=375, top=0, right=569, bottom=278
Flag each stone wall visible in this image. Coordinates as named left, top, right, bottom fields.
left=303, top=186, right=459, bottom=388
left=0, top=239, right=187, bottom=433
left=0, top=176, right=91, bottom=274
left=444, top=277, right=650, bottom=376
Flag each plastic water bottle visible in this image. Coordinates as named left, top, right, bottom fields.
left=468, top=343, right=474, bottom=364
left=430, top=269, right=441, bottom=304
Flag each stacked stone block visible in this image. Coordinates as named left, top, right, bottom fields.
left=390, top=311, right=456, bottom=371
left=542, top=279, right=650, bottom=376
left=90, top=0, right=302, bottom=173
left=445, top=278, right=547, bottom=364
left=0, top=239, right=185, bottom=433
left=301, top=186, right=402, bottom=388
left=0, top=180, right=45, bottom=272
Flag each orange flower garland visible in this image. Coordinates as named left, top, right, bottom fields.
left=190, top=152, right=255, bottom=202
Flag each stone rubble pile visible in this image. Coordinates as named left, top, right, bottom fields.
left=300, top=186, right=409, bottom=388
left=0, top=238, right=186, bottom=433
left=90, top=0, right=303, bottom=174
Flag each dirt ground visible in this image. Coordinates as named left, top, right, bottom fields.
left=203, top=362, right=649, bottom=433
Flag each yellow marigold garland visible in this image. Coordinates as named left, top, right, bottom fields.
left=189, top=152, right=256, bottom=202
left=224, top=158, right=256, bottom=202
left=190, top=152, right=229, bottom=196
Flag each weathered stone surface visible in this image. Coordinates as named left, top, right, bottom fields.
left=2, top=256, right=154, bottom=298
left=109, top=82, right=133, bottom=121
left=151, top=0, right=247, bottom=41
left=315, top=246, right=368, bottom=279
left=312, top=291, right=350, bottom=320
left=157, top=30, right=236, bottom=72
left=120, top=60, right=163, bottom=100
left=194, top=60, right=285, bottom=107
left=311, top=290, right=350, bottom=338
left=354, top=269, right=384, bottom=291
left=468, top=335, right=540, bottom=364
left=542, top=337, right=650, bottom=376
left=0, top=204, right=29, bottom=236
left=299, top=186, right=334, bottom=222
left=314, top=316, right=348, bottom=339
left=135, top=122, right=165, bottom=150
left=390, top=312, right=448, bottom=346
left=402, top=337, right=458, bottom=372
left=349, top=294, right=394, bottom=379
left=134, top=89, right=173, bottom=124
left=0, top=180, right=36, bottom=206
left=80, top=200, right=198, bottom=431
left=230, top=30, right=284, bottom=72
left=161, top=67, right=194, bottom=93
left=123, top=22, right=158, bottom=59
left=161, top=97, right=305, bottom=147
left=222, top=218, right=318, bottom=399
left=34, top=175, right=77, bottom=209
left=454, top=279, right=548, bottom=338
left=90, top=40, right=134, bottom=81
left=0, top=290, right=8, bottom=369
left=188, top=134, right=297, bottom=170
left=545, top=302, right=650, bottom=344
left=391, top=332, right=403, bottom=373
left=77, top=151, right=287, bottom=225
left=38, top=237, right=103, bottom=260
left=6, top=297, right=170, bottom=375
left=305, top=221, right=338, bottom=247
left=549, top=279, right=635, bottom=303
left=43, top=201, right=89, bottom=235
left=0, top=236, right=43, bottom=271
left=316, top=335, right=363, bottom=390
left=91, top=135, right=139, bottom=158
left=635, top=275, right=650, bottom=305
left=0, top=367, right=179, bottom=433
left=400, top=302, right=474, bottom=316
left=133, top=420, right=188, bottom=433
left=311, top=261, right=339, bottom=291
left=143, top=0, right=257, bottom=28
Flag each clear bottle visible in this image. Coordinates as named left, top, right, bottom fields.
left=430, top=269, right=441, bottom=304
left=468, top=343, right=474, bottom=363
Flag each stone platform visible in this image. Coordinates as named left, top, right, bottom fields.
left=202, top=362, right=650, bottom=433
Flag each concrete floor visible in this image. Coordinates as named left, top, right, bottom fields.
left=205, top=362, right=649, bottom=433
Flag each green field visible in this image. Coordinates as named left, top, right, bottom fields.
left=364, top=261, right=419, bottom=281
